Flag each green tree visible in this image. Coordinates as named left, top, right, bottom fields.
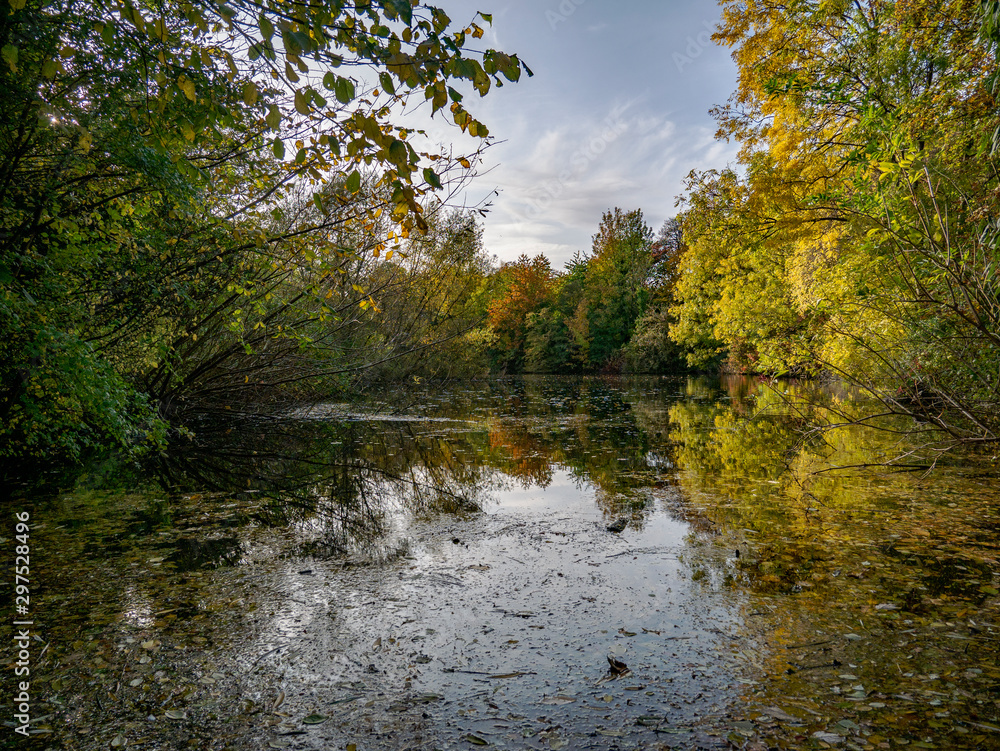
left=1, top=0, right=529, bottom=461
left=583, top=208, right=653, bottom=370
left=624, top=218, right=689, bottom=373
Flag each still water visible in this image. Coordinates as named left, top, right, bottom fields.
left=5, top=376, right=1000, bottom=750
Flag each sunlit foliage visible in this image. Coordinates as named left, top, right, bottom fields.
left=668, top=0, right=1000, bottom=444
left=0, top=0, right=529, bottom=461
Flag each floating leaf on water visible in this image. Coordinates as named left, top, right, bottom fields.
left=812, top=731, right=844, bottom=744
left=110, top=735, right=127, bottom=747
left=164, top=709, right=186, bottom=720
left=302, top=713, right=326, bottom=725
left=129, top=678, right=143, bottom=687
left=761, top=705, right=799, bottom=722
left=540, top=695, right=576, bottom=705
left=464, top=734, right=488, bottom=746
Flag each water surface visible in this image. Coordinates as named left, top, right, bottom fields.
left=4, top=376, right=999, bottom=750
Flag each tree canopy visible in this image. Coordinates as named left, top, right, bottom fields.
left=0, top=0, right=530, bottom=462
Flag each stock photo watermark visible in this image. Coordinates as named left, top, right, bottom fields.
left=673, top=21, right=717, bottom=73
left=516, top=109, right=629, bottom=220
left=546, top=0, right=588, bottom=31
left=11, top=511, right=33, bottom=738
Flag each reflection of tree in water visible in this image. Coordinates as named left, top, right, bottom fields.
left=150, top=376, right=798, bottom=554
left=153, top=415, right=500, bottom=560
left=663, top=378, right=1000, bottom=601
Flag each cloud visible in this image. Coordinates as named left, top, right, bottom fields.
left=403, top=0, right=739, bottom=270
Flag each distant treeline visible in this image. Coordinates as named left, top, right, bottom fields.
left=483, top=0, right=1000, bottom=448
left=3, top=0, right=997, bottom=467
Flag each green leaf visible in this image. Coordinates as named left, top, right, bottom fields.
left=423, top=168, right=442, bottom=189
left=258, top=13, right=274, bottom=40
left=272, top=138, right=285, bottom=159
left=291, top=30, right=313, bottom=54
left=265, top=105, right=281, bottom=129
left=294, top=89, right=309, bottom=115
left=388, top=139, right=408, bottom=166
left=2, top=44, right=18, bottom=73
left=334, top=77, right=355, bottom=105
left=387, top=0, right=413, bottom=25
left=479, top=12, right=492, bottom=23
left=323, top=72, right=337, bottom=90
left=447, top=86, right=463, bottom=103
left=242, top=81, right=258, bottom=106
left=379, top=71, right=396, bottom=95
left=345, top=170, right=361, bottom=193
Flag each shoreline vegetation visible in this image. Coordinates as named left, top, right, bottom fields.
left=3, top=0, right=999, bottom=471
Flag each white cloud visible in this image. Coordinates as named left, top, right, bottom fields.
left=422, top=0, right=739, bottom=269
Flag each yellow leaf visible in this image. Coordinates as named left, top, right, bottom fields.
left=178, top=76, right=196, bottom=102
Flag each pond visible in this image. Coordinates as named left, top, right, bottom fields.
left=4, top=376, right=1000, bottom=750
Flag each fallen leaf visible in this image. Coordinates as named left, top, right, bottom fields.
left=540, top=695, right=576, bottom=705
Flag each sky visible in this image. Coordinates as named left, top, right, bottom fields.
left=415, top=0, right=742, bottom=270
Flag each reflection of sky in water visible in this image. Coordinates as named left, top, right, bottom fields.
left=488, top=467, right=600, bottom=516
left=245, top=455, right=747, bottom=748
left=30, top=376, right=1000, bottom=749
left=120, top=582, right=157, bottom=628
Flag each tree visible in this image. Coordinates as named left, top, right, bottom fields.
left=672, top=0, right=1000, bottom=443
left=485, top=254, right=554, bottom=372
left=583, top=208, right=654, bottom=370
left=0, top=0, right=530, bottom=461
left=623, top=218, right=688, bottom=373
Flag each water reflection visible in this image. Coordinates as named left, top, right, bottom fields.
left=13, top=376, right=1000, bottom=750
